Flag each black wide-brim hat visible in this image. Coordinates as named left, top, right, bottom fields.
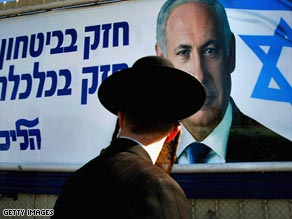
left=98, top=56, right=206, bottom=121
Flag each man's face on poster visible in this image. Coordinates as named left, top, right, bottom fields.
left=157, top=3, right=235, bottom=136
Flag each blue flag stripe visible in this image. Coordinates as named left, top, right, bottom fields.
left=220, top=0, right=292, bottom=11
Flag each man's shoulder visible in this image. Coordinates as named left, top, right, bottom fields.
left=227, top=99, right=291, bottom=162
left=230, top=99, right=290, bottom=142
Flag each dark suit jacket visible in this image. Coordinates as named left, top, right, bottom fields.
left=52, top=138, right=190, bottom=219
left=226, top=98, right=292, bottom=162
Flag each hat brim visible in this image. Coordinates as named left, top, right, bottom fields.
left=98, top=64, right=205, bottom=121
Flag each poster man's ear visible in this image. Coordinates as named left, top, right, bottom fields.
left=228, top=33, right=236, bottom=74
left=155, top=42, right=164, bottom=57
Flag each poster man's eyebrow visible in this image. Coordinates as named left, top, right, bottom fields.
left=176, top=40, right=219, bottom=51
left=203, top=40, right=220, bottom=48
left=177, top=44, right=192, bottom=50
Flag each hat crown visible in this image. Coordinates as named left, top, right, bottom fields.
left=132, top=56, right=174, bottom=70
left=98, top=56, right=206, bottom=121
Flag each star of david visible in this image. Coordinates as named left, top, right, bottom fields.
left=239, top=18, right=292, bottom=104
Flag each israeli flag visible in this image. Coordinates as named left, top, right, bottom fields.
left=222, top=0, right=292, bottom=140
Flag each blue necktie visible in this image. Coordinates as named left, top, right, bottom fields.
left=186, top=142, right=210, bottom=163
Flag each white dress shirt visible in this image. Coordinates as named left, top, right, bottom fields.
left=176, top=102, right=233, bottom=164
left=119, top=136, right=165, bottom=164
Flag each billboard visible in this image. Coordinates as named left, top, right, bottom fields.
left=0, top=0, right=291, bottom=170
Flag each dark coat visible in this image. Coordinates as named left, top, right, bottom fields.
left=52, top=138, right=190, bottom=219
left=226, top=98, right=292, bottom=162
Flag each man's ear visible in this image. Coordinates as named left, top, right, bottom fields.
left=165, top=124, right=181, bottom=143
left=155, top=42, right=164, bottom=57
left=117, top=111, right=124, bottom=129
left=228, top=33, right=236, bottom=74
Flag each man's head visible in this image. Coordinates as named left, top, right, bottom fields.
left=155, top=0, right=236, bottom=139
left=156, top=0, right=232, bottom=57
left=98, top=56, right=206, bottom=140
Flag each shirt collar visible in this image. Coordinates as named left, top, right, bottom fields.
left=178, top=101, right=232, bottom=161
left=119, top=136, right=165, bottom=164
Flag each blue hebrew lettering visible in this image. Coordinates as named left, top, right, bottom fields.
left=57, top=69, right=72, bottom=96
left=102, top=23, right=112, bottom=48
left=6, top=38, right=13, bottom=60
left=0, top=130, right=10, bottom=151
left=81, top=63, right=128, bottom=104
left=0, top=39, right=6, bottom=70
left=113, top=22, right=129, bottom=47
left=32, top=62, right=72, bottom=98
left=100, top=65, right=110, bottom=82
left=46, top=32, right=51, bottom=45
left=51, top=30, right=64, bottom=54
left=83, top=22, right=129, bottom=59
left=81, top=66, right=98, bottom=104
left=84, top=25, right=101, bottom=60
left=14, top=36, right=28, bottom=59
left=16, top=118, right=41, bottom=150
left=10, top=130, right=16, bottom=141
left=0, top=74, right=7, bottom=101
left=33, top=62, right=46, bottom=98
left=28, top=128, right=41, bottom=150
left=30, top=33, right=44, bottom=58
left=64, top=28, right=78, bottom=52
left=44, top=70, right=57, bottom=97
left=16, top=121, right=29, bottom=150
left=8, top=65, right=20, bottom=100
left=19, top=73, right=32, bottom=99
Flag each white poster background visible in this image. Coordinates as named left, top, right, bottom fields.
left=0, top=0, right=291, bottom=170
left=0, top=0, right=164, bottom=169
